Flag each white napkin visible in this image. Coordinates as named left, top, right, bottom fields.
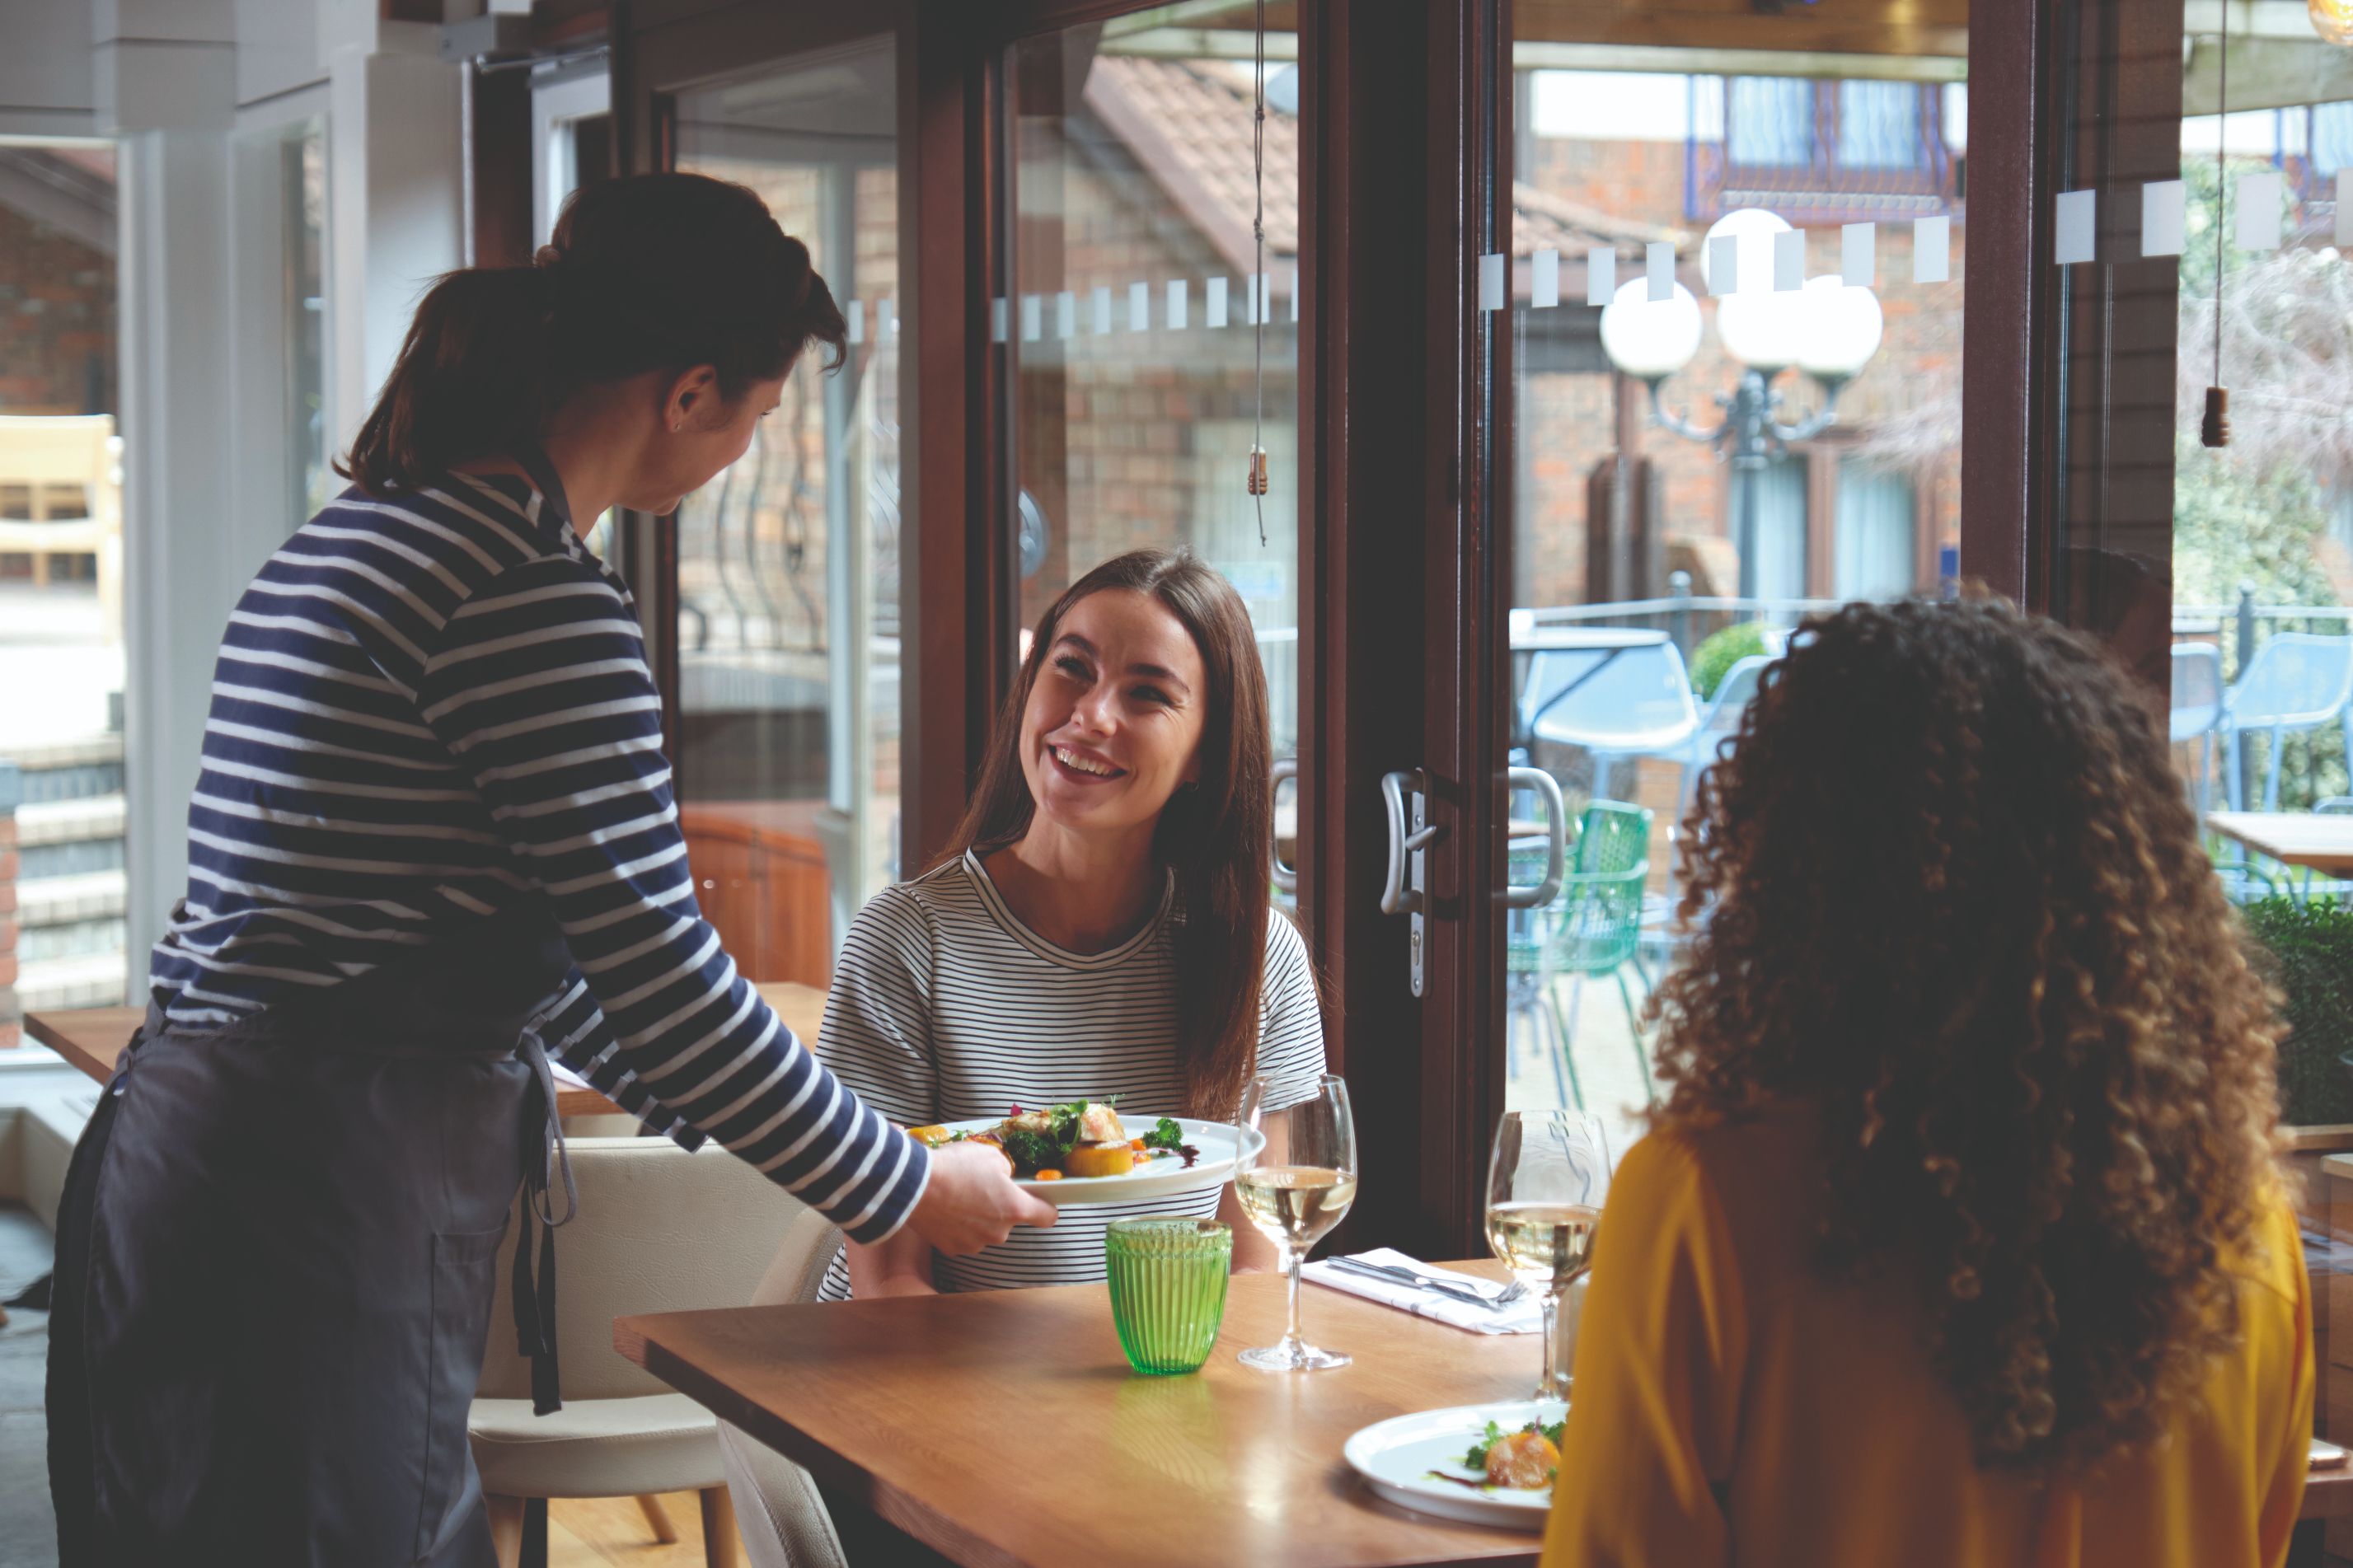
left=1301, top=1248, right=1543, bottom=1336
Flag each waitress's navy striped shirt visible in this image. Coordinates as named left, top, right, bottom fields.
left=148, top=473, right=929, bottom=1243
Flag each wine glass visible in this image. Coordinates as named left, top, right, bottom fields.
left=1234, top=1073, right=1357, bottom=1371
left=1486, top=1110, right=1610, bottom=1402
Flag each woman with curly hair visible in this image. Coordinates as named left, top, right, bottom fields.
left=1542, top=597, right=2311, bottom=1568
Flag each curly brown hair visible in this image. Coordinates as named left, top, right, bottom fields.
left=1651, top=595, right=2285, bottom=1472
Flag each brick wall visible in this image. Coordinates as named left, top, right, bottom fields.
left=1521, top=129, right=1966, bottom=606
left=0, top=200, right=115, bottom=416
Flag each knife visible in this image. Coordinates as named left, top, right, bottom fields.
left=1329, top=1256, right=1525, bottom=1310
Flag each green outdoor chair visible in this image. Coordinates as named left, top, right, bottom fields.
left=1545, top=800, right=1656, bottom=1110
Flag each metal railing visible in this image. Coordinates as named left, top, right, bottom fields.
left=1518, top=572, right=1840, bottom=662
left=1518, top=578, right=2353, bottom=814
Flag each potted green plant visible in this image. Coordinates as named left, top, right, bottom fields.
left=2240, top=896, right=2353, bottom=1130
left=1688, top=621, right=1769, bottom=703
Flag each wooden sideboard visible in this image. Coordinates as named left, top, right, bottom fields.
left=678, top=799, right=832, bottom=990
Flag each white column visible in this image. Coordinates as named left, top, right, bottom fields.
left=101, top=3, right=244, bottom=970
left=320, top=9, right=465, bottom=459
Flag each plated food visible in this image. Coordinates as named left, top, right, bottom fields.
left=907, top=1098, right=1195, bottom=1180
left=1342, top=1400, right=1568, bottom=1530
left=1444, top=1416, right=1565, bottom=1492
left=902, top=1107, right=1264, bottom=1206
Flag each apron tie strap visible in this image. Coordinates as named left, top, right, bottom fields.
left=509, top=1023, right=577, bottom=1416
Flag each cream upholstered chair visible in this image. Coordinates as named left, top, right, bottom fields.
left=471, top=1137, right=842, bottom=1568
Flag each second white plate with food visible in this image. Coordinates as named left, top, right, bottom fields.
left=915, top=1112, right=1263, bottom=1205
left=1343, top=1400, right=1568, bottom=1531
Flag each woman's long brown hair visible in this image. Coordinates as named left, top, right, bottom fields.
left=942, top=550, right=1275, bottom=1121
left=1652, top=595, right=2285, bottom=1472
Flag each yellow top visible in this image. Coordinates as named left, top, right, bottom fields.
left=1542, top=1104, right=2313, bottom=1568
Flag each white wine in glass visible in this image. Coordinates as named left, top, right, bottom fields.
left=1235, top=1074, right=1357, bottom=1371
left=1487, top=1110, right=1610, bottom=1402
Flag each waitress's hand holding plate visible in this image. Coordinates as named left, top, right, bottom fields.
left=909, top=1140, right=1060, bottom=1254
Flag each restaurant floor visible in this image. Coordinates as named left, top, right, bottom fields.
left=1, top=1203, right=54, bottom=1567
left=0, top=1201, right=738, bottom=1566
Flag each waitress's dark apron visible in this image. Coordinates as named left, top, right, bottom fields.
left=45, top=902, right=582, bottom=1567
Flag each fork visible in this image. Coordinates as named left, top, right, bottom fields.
left=1330, top=1257, right=1529, bottom=1311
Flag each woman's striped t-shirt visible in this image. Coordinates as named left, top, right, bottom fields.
left=145, top=474, right=928, bottom=1244
left=814, top=850, right=1326, bottom=1299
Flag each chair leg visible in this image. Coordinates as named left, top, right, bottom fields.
left=523, top=1497, right=550, bottom=1568
left=1615, top=968, right=1654, bottom=1106
left=701, top=1486, right=742, bottom=1568
left=1542, top=985, right=1583, bottom=1112
left=485, top=1495, right=526, bottom=1568
left=2226, top=730, right=2243, bottom=812
left=637, top=1492, right=680, bottom=1544
left=1559, top=974, right=1591, bottom=1111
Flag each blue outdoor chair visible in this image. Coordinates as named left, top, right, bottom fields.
left=2222, top=634, right=2353, bottom=812
left=2171, top=643, right=2223, bottom=817
left=1676, top=653, right=1774, bottom=811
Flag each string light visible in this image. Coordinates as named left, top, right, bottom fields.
left=2314, top=0, right=2353, bottom=46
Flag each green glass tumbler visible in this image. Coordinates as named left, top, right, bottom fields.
left=1105, top=1219, right=1233, bottom=1375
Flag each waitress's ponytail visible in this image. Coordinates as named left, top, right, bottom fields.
left=341, top=266, right=551, bottom=496
left=337, top=172, right=846, bottom=498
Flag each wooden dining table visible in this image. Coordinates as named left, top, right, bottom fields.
left=620, top=1255, right=2353, bottom=1568
left=619, top=1259, right=1549, bottom=1568
left=24, top=981, right=832, bottom=1120
left=2207, top=811, right=2353, bottom=876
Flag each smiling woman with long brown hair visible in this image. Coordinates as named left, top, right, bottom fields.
left=803, top=547, right=1326, bottom=1305
left=1544, top=597, right=2308, bottom=1568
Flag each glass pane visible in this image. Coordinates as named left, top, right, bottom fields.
left=284, top=120, right=327, bottom=522
left=1005, top=4, right=1302, bottom=906
left=673, top=39, right=905, bottom=984
left=1506, top=2, right=1967, bottom=1148
left=2051, top=2, right=2353, bottom=866
left=0, top=141, right=125, bottom=1027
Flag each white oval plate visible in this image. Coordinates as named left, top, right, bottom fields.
left=1343, top=1399, right=1567, bottom=1531
left=927, top=1115, right=1264, bottom=1206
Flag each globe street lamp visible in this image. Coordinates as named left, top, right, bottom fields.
left=1597, top=210, right=1885, bottom=599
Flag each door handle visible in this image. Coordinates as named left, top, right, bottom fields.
left=1271, top=757, right=1299, bottom=895
left=1502, top=766, right=1567, bottom=910
left=1381, top=769, right=1444, bottom=996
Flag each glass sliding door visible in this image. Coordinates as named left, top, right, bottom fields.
left=1003, top=2, right=1305, bottom=905
left=1496, top=0, right=1969, bottom=1154
left=670, top=36, right=907, bottom=983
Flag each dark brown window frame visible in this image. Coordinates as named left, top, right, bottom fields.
left=588, top=0, right=2090, bottom=1257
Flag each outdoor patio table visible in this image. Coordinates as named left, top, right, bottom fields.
left=24, top=981, right=832, bottom=1121
left=1509, top=625, right=1672, bottom=757
left=2207, top=812, right=2353, bottom=876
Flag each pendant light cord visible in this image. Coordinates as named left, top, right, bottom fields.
left=1251, top=0, right=1268, bottom=546
left=2216, top=0, right=2228, bottom=386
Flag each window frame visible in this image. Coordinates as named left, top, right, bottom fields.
left=583, top=0, right=2076, bottom=1255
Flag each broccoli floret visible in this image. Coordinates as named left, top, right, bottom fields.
left=998, top=1126, right=1063, bottom=1174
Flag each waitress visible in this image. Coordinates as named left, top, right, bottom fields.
left=46, top=172, right=1053, bottom=1566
